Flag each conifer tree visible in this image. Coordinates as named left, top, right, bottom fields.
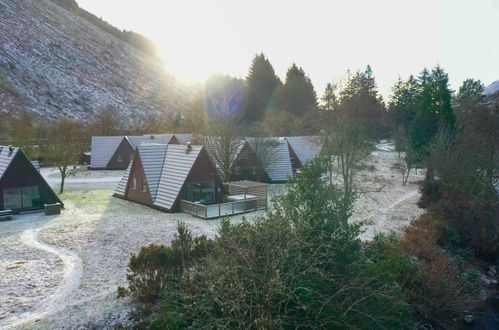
left=242, top=53, right=281, bottom=122
left=320, top=83, right=338, bottom=111
left=278, top=63, right=318, bottom=116
left=388, top=75, right=420, bottom=132
left=455, top=78, right=485, bottom=111
left=409, top=66, right=455, bottom=159
left=337, top=66, right=387, bottom=137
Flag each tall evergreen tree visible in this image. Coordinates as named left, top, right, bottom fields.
left=409, top=66, right=456, bottom=158
left=278, top=63, right=318, bottom=116
left=337, top=66, right=387, bottom=137
left=320, top=83, right=338, bottom=111
left=242, top=53, right=281, bottom=122
left=455, top=78, right=485, bottom=111
left=388, top=75, right=420, bottom=132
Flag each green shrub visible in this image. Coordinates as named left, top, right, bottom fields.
left=133, top=158, right=414, bottom=328
left=125, top=222, right=213, bottom=302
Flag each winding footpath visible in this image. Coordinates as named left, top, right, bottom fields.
left=0, top=227, right=83, bottom=329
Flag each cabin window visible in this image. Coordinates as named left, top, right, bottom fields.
left=3, top=186, right=40, bottom=210
left=186, top=182, right=215, bottom=204
left=252, top=167, right=257, bottom=175
left=142, top=179, right=148, bottom=192
left=117, top=155, right=123, bottom=163
left=131, top=177, right=137, bottom=190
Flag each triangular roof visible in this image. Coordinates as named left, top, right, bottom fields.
left=0, top=146, right=63, bottom=205
left=284, top=136, right=324, bottom=166
left=90, top=136, right=125, bottom=168
left=153, top=144, right=205, bottom=210
left=174, top=134, right=194, bottom=144
left=135, top=134, right=175, bottom=147
left=0, top=146, right=16, bottom=180
left=114, top=161, right=132, bottom=198
left=115, top=144, right=215, bottom=211
left=91, top=134, right=176, bottom=169
left=204, top=138, right=247, bottom=174
left=246, top=137, right=293, bottom=182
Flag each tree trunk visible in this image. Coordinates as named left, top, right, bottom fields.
left=59, top=166, right=67, bottom=194
left=60, top=174, right=65, bottom=194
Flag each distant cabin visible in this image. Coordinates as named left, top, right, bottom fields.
left=205, top=139, right=270, bottom=182
left=284, top=136, right=325, bottom=172
left=90, top=134, right=179, bottom=170
left=114, top=143, right=225, bottom=213
left=0, top=146, right=62, bottom=214
left=246, top=137, right=294, bottom=183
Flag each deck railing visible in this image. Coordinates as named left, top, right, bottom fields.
left=180, top=197, right=267, bottom=219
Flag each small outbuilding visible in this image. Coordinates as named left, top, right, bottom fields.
left=0, top=146, right=62, bottom=214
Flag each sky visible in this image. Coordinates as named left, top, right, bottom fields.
left=77, top=0, right=499, bottom=99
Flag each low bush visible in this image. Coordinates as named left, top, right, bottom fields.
left=125, top=157, right=415, bottom=328
left=368, top=215, right=483, bottom=328
left=126, top=223, right=213, bottom=302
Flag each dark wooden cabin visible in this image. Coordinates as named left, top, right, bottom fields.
left=91, top=134, right=179, bottom=170
left=0, top=146, right=62, bottom=213
left=114, top=144, right=224, bottom=212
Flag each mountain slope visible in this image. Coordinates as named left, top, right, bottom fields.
left=0, top=0, right=191, bottom=124
left=484, top=80, right=499, bottom=96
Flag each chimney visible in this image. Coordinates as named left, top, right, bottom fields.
left=185, top=141, right=192, bottom=154
left=8, top=145, right=14, bottom=156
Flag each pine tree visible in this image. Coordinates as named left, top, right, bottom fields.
left=388, top=75, right=420, bottom=132
left=337, top=66, right=387, bottom=138
left=242, top=53, right=281, bottom=123
left=278, top=63, right=318, bottom=116
left=320, top=83, right=338, bottom=111
left=455, top=78, right=485, bottom=111
left=409, top=66, right=456, bottom=158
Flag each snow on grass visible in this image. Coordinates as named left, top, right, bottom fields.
left=0, top=187, right=271, bottom=329
left=0, top=145, right=424, bottom=328
left=349, top=145, right=425, bottom=240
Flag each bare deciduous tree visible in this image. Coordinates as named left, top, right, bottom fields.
left=204, top=119, right=243, bottom=181
left=41, top=119, right=87, bottom=193
left=325, top=116, right=373, bottom=201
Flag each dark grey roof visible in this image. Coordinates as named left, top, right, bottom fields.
left=153, top=144, right=203, bottom=210
left=90, top=136, right=125, bottom=168
left=114, top=143, right=204, bottom=210
left=246, top=137, right=293, bottom=182
left=285, top=136, right=323, bottom=165
left=204, top=138, right=247, bottom=174
left=138, top=143, right=168, bottom=199
left=0, top=146, right=18, bottom=180
left=92, top=135, right=176, bottom=169
left=114, top=161, right=132, bottom=198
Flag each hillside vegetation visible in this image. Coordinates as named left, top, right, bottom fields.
left=0, top=0, right=191, bottom=123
